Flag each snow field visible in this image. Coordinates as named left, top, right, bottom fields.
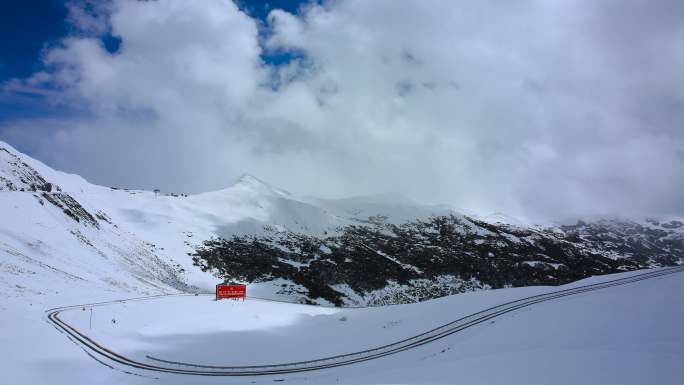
left=51, top=268, right=684, bottom=385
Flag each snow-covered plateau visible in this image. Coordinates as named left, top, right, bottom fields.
left=1, top=140, right=684, bottom=384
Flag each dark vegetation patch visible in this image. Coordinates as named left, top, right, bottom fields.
left=192, top=215, right=682, bottom=306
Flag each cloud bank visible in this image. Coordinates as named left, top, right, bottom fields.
left=2, top=0, right=683, bottom=220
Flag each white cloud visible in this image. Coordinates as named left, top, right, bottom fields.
left=2, top=0, right=683, bottom=220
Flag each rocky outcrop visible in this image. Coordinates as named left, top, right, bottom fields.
left=0, top=147, right=59, bottom=192
left=193, top=215, right=682, bottom=306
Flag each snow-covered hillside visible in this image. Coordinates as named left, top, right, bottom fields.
left=1, top=140, right=456, bottom=304
left=194, top=213, right=684, bottom=306
left=4, top=268, right=684, bottom=385
left=2, top=140, right=684, bottom=308
left=1, top=143, right=189, bottom=304
left=2, top=140, right=684, bottom=385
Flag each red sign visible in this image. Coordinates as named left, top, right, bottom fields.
left=216, top=284, right=246, bottom=300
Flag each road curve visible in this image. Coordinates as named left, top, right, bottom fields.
left=46, top=266, right=684, bottom=377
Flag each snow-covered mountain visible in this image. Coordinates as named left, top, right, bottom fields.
left=1, top=140, right=683, bottom=307
left=0, top=141, right=454, bottom=303
left=193, top=213, right=684, bottom=306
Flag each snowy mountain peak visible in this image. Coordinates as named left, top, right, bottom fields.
left=479, top=212, right=527, bottom=226
left=236, top=173, right=269, bottom=186
left=231, top=173, right=292, bottom=197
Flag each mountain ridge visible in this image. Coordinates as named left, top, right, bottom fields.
left=1, top=140, right=682, bottom=307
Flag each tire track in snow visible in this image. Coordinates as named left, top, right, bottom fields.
left=46, top=266, right=684, bottom=377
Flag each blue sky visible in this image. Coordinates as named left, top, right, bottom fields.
left=1, top=1, right=66, bottom=120
left=1, top=1, right=67, bottom=81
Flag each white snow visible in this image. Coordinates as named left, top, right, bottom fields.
left=2, top=269, right=683, bottom=384
left=1, top=140, right=460, bottom=297
left=522, top=260, right=565, bottom=269
left=2, top=140, right=684, bottom=384
left=365, top=245, right=424, bottom=274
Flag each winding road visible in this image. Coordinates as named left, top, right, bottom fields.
left=46, top=266, right=684, bottom=377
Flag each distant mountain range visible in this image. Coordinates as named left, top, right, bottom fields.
left=1, top=140, right=682, bottom=306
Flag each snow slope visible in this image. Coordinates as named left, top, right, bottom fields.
left=3, top=140, right=683, bottom=309
left=4, top=139, right=684, bottom=309
left=1, top=140, right=457, bottom=301
left=2, top=140, right=683, bottom=384
left=1, top=145, right=189, bottom=304
left=4, top=268, right=683, bottom=385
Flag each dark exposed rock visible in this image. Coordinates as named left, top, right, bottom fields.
left=0, top=147, right=61, bottom=192
left=41, top=193, right=100, bottom=228
left=193, top=215, right=681, bottom=306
